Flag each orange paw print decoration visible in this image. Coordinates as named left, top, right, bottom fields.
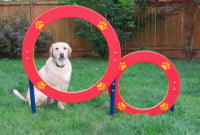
left=161, top=61, right=171, bottom=71
left=97, top=82, right=106, bottom=91
left=117, top=102, right=127, bottom=111
left=35, top=21, right=45, bottom=30
left=98, top=21, right=108, bottom=30
left=37, top=81, right=46, bottom=90
left=160, top=102, right=169, bottom=111
left=119, top=62, right=127, bottom=71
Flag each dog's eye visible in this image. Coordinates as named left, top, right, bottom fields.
left=63, top=47, right=67, bottom=50
left=55, top=48, right=59, bottom=50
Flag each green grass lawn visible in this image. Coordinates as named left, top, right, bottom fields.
left=0, top=58, right=200, bottom=135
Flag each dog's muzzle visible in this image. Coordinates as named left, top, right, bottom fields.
left=59, top=53, right=65, bottom=59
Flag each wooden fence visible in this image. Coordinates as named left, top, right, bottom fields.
left=0, top=1, right=200, bottom=59
left=126, top=6, right=200, bottom=59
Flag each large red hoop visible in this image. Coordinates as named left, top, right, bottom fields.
left=22, top=6, right=121, bottom=103
left=115, top=51, right=180, bottom=116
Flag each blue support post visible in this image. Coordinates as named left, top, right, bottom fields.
left=29, top=80, right=36, bottom=114
left=170, top=104, right=175, bottom=112
left=110, top=79, right=116, bottom=116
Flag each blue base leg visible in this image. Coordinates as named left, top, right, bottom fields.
left=29, top=80, right=36, bottom=114
left=170, top=104, right=175, bottom=112
left=110, top=79, right=116, bottom=116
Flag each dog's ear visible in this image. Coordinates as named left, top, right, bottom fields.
left=49, top=45, right=54, bottom=57
left=68, top=46, right=72, bottom=57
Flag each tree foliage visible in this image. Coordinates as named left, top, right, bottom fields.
left=58, top=0, right=135, bottom=57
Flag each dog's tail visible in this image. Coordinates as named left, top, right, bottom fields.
left=13, top=89, right=28, bottom=102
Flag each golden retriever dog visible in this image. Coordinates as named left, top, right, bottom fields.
left=13, top=42, right=72, bottom=109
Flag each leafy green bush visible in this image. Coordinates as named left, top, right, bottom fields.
left=58, top=0, right=135, bottom=57
left=0, top=12, right=52, bottom=59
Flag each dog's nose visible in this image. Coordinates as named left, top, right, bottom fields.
left=60, top=53, right=64, bottom=58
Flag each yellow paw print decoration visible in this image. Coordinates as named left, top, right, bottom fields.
left=98, top=21, right=108, bottom=30
left=160, top=102, right=169, bottom=111
left=161, top=61, right=171, bottom=71
left=119, top=62, right=127, bottom=71
left=37, top=81, right=46, bottom=90
left=97, top=82, right=106, bottom=91
left=35, top=21, right=45, bottom=30
left=118, top=102, right=127, bottom=110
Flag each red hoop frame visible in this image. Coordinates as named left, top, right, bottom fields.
left=22, top=6, right=121, bottom=103
left=115, top=51, right=180, bottom=116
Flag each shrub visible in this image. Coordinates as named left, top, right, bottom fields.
left=0, top=11, right=52, bottom=59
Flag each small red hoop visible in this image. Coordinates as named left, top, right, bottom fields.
left=115, top=51, right=180, bottom=116
left=22, top=6, right=121, bottom=103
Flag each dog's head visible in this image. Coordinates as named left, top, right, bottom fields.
left=49, top=42, right=72, bottom=60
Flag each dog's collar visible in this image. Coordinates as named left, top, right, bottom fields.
left=56, top=62, right=65, bottom=68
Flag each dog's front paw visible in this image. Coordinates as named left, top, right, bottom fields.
left=58, top=102, right=65, bottom=110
